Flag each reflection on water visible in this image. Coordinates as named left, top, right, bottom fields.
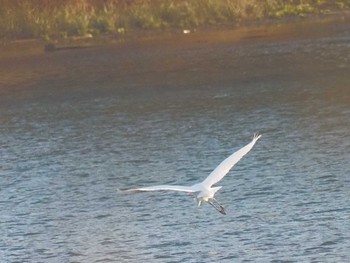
left=1, top=19, right=350, bottom=262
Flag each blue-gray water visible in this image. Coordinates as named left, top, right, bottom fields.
left=1, top=20, right=350, bottom=262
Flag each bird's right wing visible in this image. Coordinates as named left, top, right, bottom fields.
left=202, top=133, right=261, bottom=188
left=125, top=185, right=196, bottom=193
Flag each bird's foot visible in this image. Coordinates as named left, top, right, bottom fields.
left=219, top=205, right=226, bottom=215
left=209, top=199, right=226, bottom=215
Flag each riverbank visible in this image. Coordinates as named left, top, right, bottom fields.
left=1, top=10, right=350, bottom=61
left=1, top=0, right=350, bottom=42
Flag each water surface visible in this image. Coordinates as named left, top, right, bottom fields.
left=1, top=19, right=350, bottom=262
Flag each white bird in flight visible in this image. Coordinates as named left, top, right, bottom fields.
left=125, top=133, right=261, bottom=215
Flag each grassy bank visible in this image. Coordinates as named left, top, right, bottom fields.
left=1, top=0, right=350, bottom=41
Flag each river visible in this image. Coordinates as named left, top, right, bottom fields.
left=1, top=18, right=350, bottom=262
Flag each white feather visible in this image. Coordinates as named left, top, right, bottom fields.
left=125, top=185, right=197, bottom=193
left=202, top=133, right=261, bottom=187
left=124, top=133, right=262, bottom=214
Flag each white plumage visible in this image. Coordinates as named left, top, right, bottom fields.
left=126, top=133, right=261, bottom=214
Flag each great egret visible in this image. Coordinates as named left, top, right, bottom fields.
left=125, top=133, right=261, bottom=215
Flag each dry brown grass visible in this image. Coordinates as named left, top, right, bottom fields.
left=0, top=0, right=349, bottom=40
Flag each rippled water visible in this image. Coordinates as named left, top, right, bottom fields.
left=1, top=19, right=350, bottom=262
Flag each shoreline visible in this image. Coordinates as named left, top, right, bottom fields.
left=1, top=12, right=350, bottom=60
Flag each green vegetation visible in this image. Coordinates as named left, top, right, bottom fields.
left=0, top=0, right=350, bottom=41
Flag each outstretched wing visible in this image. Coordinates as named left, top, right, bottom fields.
left=202, top=133, right=261, bottom=188
left=125, top=185, right=196, bottom=193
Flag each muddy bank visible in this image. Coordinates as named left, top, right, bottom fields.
left=1, top=13, right=350, bottom=60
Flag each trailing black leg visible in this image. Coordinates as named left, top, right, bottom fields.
left=208, top=198, right=226, bottom=215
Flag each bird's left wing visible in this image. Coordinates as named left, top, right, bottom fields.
left=202, top=133, right=261, bottom=188
left=125, top=185, right=196, bottom=193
